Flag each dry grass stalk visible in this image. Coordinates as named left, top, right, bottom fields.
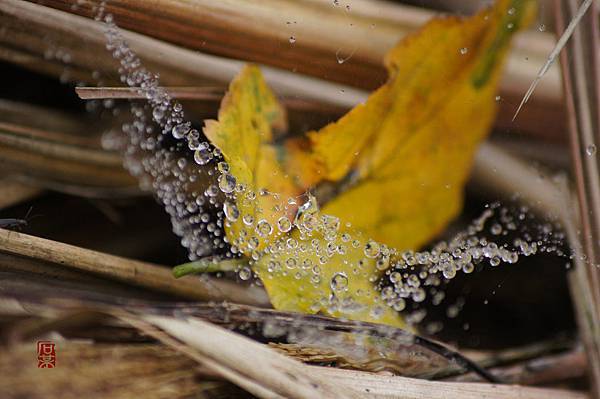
left=28, top=0, right=560, bottom=98
left=27, top=0, right=427, bottom=88
left=0, top=99, right=90, bottom=134
left=0, top=296, right=490, bottom=381
left=0, top=0, right=366, bottom=107
left=0, top=121, right=130, bottom=183
left=1, top=294, right=585, bottom=386
left=123, top=313, right=346, bottom=399
left=0, top=228, right=269, bottom=306
left=313, top=367, right=587, bottom=399
left=513, top=0, right=593, bottom=120
left=0, top=99, right=138, bottom=196
left=555, top=0, right=600, bottom=396
left=123, top=312, right=587, bottom=399
left=2, top=0, right=564, bottom=139
left=75, top=86, right=225, bottom=100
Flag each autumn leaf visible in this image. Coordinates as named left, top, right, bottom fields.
left=203, top=66, right=303, bottom=253
left=181, top=0, right=535, bottom=328
left=286, top=0, right=536, bottom=251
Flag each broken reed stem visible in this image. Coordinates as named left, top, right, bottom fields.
left=513, top=0, right=593, bottom=120
left=0, top=228, right=269, bottom=306
left=128, top=312, right=588, bottom=399
left=75, top=86, right=225, bottom=100
left=121, top=314, right=300, bottom=399
left=74, top=86, right=348, bottom=115
left=555, top=0, right=600, bottom=396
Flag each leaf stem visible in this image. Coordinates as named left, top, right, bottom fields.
left=173, top=258, right=246, bottom=278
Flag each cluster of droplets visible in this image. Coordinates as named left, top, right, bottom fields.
left=376, top=203, right=567, bottom=322
left=102, top=14, right=234, bottom=259
left=235, top=195, right=568, bottom=327
left=102, top=13, right=307, bottom=261
left=100, top=14, right=569, bottom=327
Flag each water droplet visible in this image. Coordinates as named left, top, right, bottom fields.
left=376, top=255, right=390, bottom=270
left=504, top=252, right=519, bottom=264
left=217, top=162, right=230, bottom=173
left=335, top=48, right=355, bottom=64
left=587, top=144, right=597, bottom=156
left=256, top=219, right=273, bottom=237
left=447, top=305, right=460, bottom=318
left=218, top=173, right=236, bottom=194
left=330, top=272, right=349, bottom=292
left=224, top=200, right=239, bottom=222
left=412, top=288, right=426, bottom=302
left=490, top=223, right=502, bottom=235
left=495, top=95, right=501, bottom=101
left=194, top=143, right=213, bottom=165
left=239, top=266, right=252, bottom=280
left=286, top=258, right=297, bottom=269
left=246, top=191, right=257, bottom=201
left=277, top=216, right=292, bottom=232
left=393, top=299, right=406, bottom=311
left=172, top=123, right=190, bottom=139
left=390, top=271, right=402, bottom=284
left=321, top=214, right=340, bottom=235
left=295, top=194, right=319, bottom=232
left=462, top=263, right=475, bottom=273
left=152, top=106, right=165, bottom=121
left=460, top=47, right=468, bottom=55
left=247, top=237, right=259, bottom=250
left=187, top=130, right=201, bottom=150
left=364, top=240, right=380, bottom=258
left=442, top=263, right=456, bottom=279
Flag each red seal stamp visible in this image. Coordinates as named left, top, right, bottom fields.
left=37, top=341, right=56, bottom=368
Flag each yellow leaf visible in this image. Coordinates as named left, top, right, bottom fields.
left=255, top=194, right=407, bottom=327
left=290, top=0, right=536, bottom=251
left=203, top=65, right=302, bottom=254
left=202, top=0, right=534, bottom=328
